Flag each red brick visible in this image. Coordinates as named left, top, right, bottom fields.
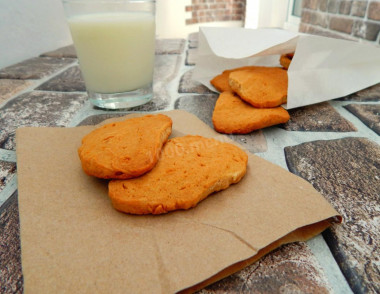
left=232, top=15, right=243, bottom=20
left=329, top=16, right=354, bottom=34
left=232, top=3, right=244, bottom=9
left=299, top=22, right=357, bottom=40
left=186, top=0, right=245, bottom=25
left=303, top=0, right=319, bottom=10
left=339, top=1, right=352, bottom=15
left=194, top=4, right=209, bottom=10
left=319, top=0, right=328, bottom=11
left=222, top=14, right=232, bottom=21
left=232, top=8, right=244, bottom=15
left=353, top=20, right=380, bottom=40
left=351, top=1, right=368, bottom=17
left=368, top=1, right=380, bottom=20
left=328, top=0, right=340, bottom=13
left=301, top=10, right=313, bottom=24
left=210, top=3, right=225, bottom=9
left=301, top=10, right=328, bottom=28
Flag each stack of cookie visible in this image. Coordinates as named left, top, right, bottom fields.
left=210, top=54, right=294, bottom=134
left=78, top=114, right=248, bottom=215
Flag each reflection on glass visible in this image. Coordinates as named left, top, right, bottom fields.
left=292, top=0, right=303, bottom=17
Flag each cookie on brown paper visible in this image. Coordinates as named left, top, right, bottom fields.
left=229, top=67, right=288, bottom=108
left=212, top=91, right=290, bottom=134
left=78, top=114, right=172, bottom=179
left=108, top=135, right=248, bottom=215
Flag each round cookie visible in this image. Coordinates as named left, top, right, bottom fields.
left=229, top=67, right=288, bottom=108
left=210, top=66, right=263, bottom=92
left=108, top=135, right=248, bottom=214
left=212, top=91, right=290, bottom=134
left=78, top=114, right=172, bottom=179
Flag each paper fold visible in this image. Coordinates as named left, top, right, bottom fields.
left=193, top=27, right=380, bottom=109
left=16, top=110, right=341, bottom=293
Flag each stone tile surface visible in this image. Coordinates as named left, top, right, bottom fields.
left=186, top=48, right=198, bottom=65
left=200, top=242, right=332, bottom=293
left=344, top=104, right=380, bottom=135
left=0, top=80, right=33, bottom=104
left=0, top=161, right=16, bottom=193
left=0, top=57, right=75, bottom=80
left=128, top=54, right=182, bottom=111
left=285, top=137, right=380, bottom=294
left=0, top=91, right=87, bottom=150
left=175, top=95, right=267, bottom=153
left=77, top=114, right=127, bottom=126
left=155, top=39, right=185, bottom=54
left=175, top=94, right=218, bottom=126
left=178, top=69, right=215, bottom=94
left=0, top=192, right=23, bottom=294
left=283, top=102, right=357, bottom=132
left=35, top=54, right=181, bottom=111
left=337, top=83, right=380, bottom=102
left=40, top=45, right=77, bottom=58
left=36, top=66, right=86, bottom=92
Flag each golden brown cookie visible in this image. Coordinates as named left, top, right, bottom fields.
left=210, top=66, right=266, bottom=92
left=212, top=91, right=290, bottom=134
left=280, top=53, right=294, bottom=70
left=229, top=67, right=288, bottom=108
left=78, top=114, right=172, bottom=179
left=108, top=135, right=248, bottom=215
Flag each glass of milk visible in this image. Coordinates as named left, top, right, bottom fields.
left=62, top=0, right=155, bottom=109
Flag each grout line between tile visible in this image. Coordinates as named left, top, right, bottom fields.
left=0, top=149, right=16, bottom=162
left=307, top=235, right=354, bottom=294
left=0, top=60, right=78, bottom=108
left=0, top=174, right=17, bottom=208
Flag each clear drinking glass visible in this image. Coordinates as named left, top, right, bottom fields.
left=62, top=0, right=156, bottom=109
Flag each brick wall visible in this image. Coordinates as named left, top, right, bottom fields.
left=185, top=0, right=246, bottom=25
left=299, top=0, right=380, bottom=44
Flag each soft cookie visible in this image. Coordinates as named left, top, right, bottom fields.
left=78, top=114, right=172, bottom=179
left=229, top=66, right=288, bottom=108
left=108, top=135, right=248, bottom=214
left=212, top=91, right=290, bottom=134
left=210, top=66, right=266, bottom=92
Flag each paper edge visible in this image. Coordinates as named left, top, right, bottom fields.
left=178, top=216, right=342, bottom=293
left=199, top=27, right=299, bottom=59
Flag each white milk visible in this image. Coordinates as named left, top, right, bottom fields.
left=68, top=12, right=155, bottom=93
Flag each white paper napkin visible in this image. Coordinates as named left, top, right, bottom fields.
left=193, top=27, right=380, bottom=109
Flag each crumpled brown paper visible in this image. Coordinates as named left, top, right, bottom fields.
left=16, top=110, right=341, bottom=293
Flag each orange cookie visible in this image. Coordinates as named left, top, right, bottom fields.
left=280, top=53, right=294, bottom=70
left=108, top=135, right=248, bottom=215
left=212, top=91, right=290, bottom=134
left=78, top=114, right=172, bottom=179
left=229, top=67, right=288, bottom=108
left=210, top=66, right=266, bottom=92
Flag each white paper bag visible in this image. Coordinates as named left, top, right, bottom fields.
left=193, top=27, right=380, bottom=109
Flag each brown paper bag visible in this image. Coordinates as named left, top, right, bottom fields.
left=16, top=110, right=341, bottom=293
